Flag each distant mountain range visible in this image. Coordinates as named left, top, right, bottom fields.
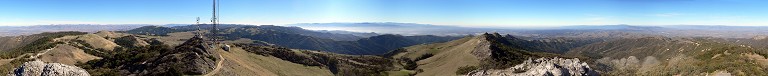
left=123, top=24, right=462, bottom=55
left=286, top=22, right=512, bottom=36
left=2, top=22, right=768, bottom=75
left=0, top=24, right=150, bottom=36
left=557, top=24, right=664, bottom=30
left=288, top=22, right=768, bottom=38
left=4, top=23, right=768, bottom=39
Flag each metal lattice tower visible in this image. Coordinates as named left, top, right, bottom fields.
left=210, top=0, right=219, bottom=44
left=195, top=17, right=205, bottom=38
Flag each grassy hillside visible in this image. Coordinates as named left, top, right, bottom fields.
left=211, top=46, right=332, bottom=76
left=398, top=36, right=484, bottom=76
left=236, top=44, right=399, bottom=76
left=122, top=26, right=182, bottom=36
left=0, top=31, right=87, bottom=59
left=502, top=34, right=602, bottom=54
left=389, top=33, right=567, bottom=76
left=218, top=26, right=461, bottom=55
left=39, top=44, right=101, bottom=65
left=129, top=25, right=461, bottom=55
left=566, top=37, right=768, bottom=75
left=0, top=31, right=88, bottom=74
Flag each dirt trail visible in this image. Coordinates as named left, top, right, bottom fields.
left=339, top=58, right=373, bottom=66
left=0, top=46, right=55, bottom=66
left=29, top=48, right=53, bottom=59
left=204, top=55, right=225, bottom=76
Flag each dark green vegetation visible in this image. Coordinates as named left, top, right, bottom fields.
left=721, top=37, right=768, bottom=54
left=478, top=33, right=566, bottom=69
left=167, top=24, right=366, bottom=41
left=77, top=37, right=217, bottom=76
left=0, top=31, right=87, bottom=58
left=77, top=36, right=224, bottom=75
left=123, top=26, right=182, bottom=36
left=503, top=34, right=602, bottom=54
left=0, top=32, right=87, bottom=74
left=5, top=24, right=768, bottom=76
left=380, top=48, right=406, bottom=58
left=125, top=25, right=461, bottom=55
left=76, top=40, right=171, bottom=76
left=113, top=35, right=145, bottom=48
left=142, top=37, right=217, bottom=75
left=0, top=25, right=455, bottom=75
left=413, top=53, right=433, bottom=61
left=237, top=44, right=398, bottom=76
left=217, top=26, right=460, bottom=55
left=254, top=25, right=364, bottom=41
left=0, top=57, right=32, bottom=74
left=398, top=58, right=418, bottom=70
left=455, top=66, right=478, bottom=75
left=566, top=37, right=768, bottom=75
left=386, top=33, right=590, bottom=76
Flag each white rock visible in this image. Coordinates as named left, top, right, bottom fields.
left=9, top=60, right=90, bottom=76
left=466, top=57, right=599, bottom=76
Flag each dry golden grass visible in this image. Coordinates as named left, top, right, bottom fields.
left=75, top=34, right=119, bottom=51
left=744, top=53, right=768, bottom=68
left=393, top=36, right=488, bottom=76
left=394, top=37, right=473, bottom=59
left=211, top=46, right=333, bottom=76
left=94, top=30, right=129, bottom=39
left=142, top=32, right=196, bottom=46
left=39, top=44, right=101, bottom=65
left=0, top=59, right=13, bottom=66
left=220, top=38, right=255, bottom=44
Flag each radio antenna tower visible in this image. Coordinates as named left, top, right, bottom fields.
left=196, top=17, right=201, bottom=31
left=210, top=0, right=219, bottom=44
left=195, top=17, right=203, bottom=38
left=207, top=0, right=226, bottom=50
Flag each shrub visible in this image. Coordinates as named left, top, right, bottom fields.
left=414, top=53, right=433, bottom=61
left=77, top=42, right=171, bottom=75
left=399, top=58, right=418, bottom=70
left=0, top=58, right=33, bottom=73
left=455, top=66, right=478, bottom=75
left=0, top=31, right=87, bottom=59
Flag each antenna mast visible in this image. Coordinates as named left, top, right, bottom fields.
left=195, top=17, right=202, bottom=38
left=211, top=0, right=219, bottom=44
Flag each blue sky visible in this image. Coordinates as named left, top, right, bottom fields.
left=0, top=0, right=766, bottom=27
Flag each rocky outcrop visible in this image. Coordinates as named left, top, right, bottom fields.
left=467, top=57, right=598, bottom=76
left=9, top=60, right=90, bottom=76
left=140, top=37, right=216, bottom=75
left=469, top=35, right=493, bottom=59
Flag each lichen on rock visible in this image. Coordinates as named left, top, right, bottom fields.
left=9, top=60, right=90, bottom=76
left=466, top=57, right=599, bottom=76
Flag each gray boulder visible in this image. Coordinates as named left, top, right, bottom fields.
left=9, top=60, right=90, bottom=76
left=467, top=57, right=599, bottom=76
left=140, top=37, right=216, bottom=75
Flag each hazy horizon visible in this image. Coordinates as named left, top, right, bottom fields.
left=2, top=0, right=767, bottom=27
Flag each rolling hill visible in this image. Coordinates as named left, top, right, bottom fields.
left=5, top=23, right=768, bottom=76
left=124, top=25, right=462, bottom=55
left=0, top=24, right=148, bottom=36
left=389, top=32, right=596, bottom=76
left=565, top=37, right=768, bottom=75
